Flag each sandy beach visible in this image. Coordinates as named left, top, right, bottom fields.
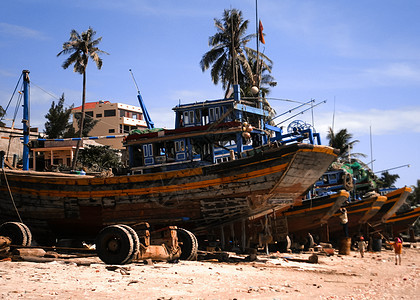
left=0, top=245, right=418, bottom=299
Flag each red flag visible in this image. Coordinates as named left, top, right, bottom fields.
left=259, top=20, right=265, bottom=44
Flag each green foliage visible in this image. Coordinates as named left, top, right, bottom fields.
left=0, top=105, right=5, bottom=127
left=376, top=171, right=400, bottom=189
left=407, top=180, right=420, bottom=206
left=78, top=144, right=123, bottom=171
left=200, top=9, right=276, bottom=97
left=57, top=27, right=109, bottom=74
left=73, top=113, right=99, bottom=137
left=57, top=27, right=108, bottom=167
left=327, top=127, right=366, bottom=162
left=44, top=93, right=74, bottom=138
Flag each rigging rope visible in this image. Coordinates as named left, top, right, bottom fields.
left=1, top=73, right=23, bottom=123
left=1, top=168, right=23, bottom=223
left=31, top=82, right=141, bottom=134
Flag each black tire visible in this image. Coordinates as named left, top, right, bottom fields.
left=96, top=225, right=134, bottom=265
left=118, top=224, right=140, bottom=264
left=19, top=223, right=32, bottom=246
left=0, top=222, right=29, bottom=246
left=176, top=228, right=198, bottom=261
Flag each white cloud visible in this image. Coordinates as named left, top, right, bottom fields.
left=315, top=106, right=420, bottom=136
left=81, top=0, right=215, bottom=18
left=361, top=63, right=420, bottom=85
left=0, top=23, right=49, bottom=40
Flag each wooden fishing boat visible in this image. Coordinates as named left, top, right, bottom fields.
left=382, top=206, right=420, bottom=235
left=325, top=193, right=387, bottom=239
left=230, top=190, right=349, bottom=250
left=0, top=71, right=338, bottom=250
left=0, top=142, right=337, bottom=242
left=371, top=187, right=412, bottom=224
left=278, top=190, right=350, bottom=237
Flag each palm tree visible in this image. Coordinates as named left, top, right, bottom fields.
left=327, top=127, right=366, bottom=162
left=200, top=9, right=274, bottom=98
left=243, top=55, right=277, bottom=98
left=57, top=27, right=108, bottom=169
left=376, top=171, right=400, bottom=189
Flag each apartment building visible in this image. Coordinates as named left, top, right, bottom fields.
left=72, top=100, right=148, bottom=149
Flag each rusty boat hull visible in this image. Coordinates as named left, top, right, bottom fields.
left=0, top=143, right=337, bottom=243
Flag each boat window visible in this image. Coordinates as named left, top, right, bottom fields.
left=223, top=106, right=231, bottom=121
left=183, top=111, right=189, bottom=125
left=86, top=111, right=93, bottom=117
left=96, top=113, right=102, bottom=118
left=175, top=140, right=185, bottom=152
left=201, top=108, right=209, bottom=125
left=203, top=144, right=211, bottom=155
left=109, top=129, right=115, bottom=133
left=329, top=173, right=338, bottom=183
left=182, top=111, right=195, bottom=125
left=209, top=107, right=221, bottom=122
left=189, top=111, right=194, bottom=125
left=166, top=142, right=175, bottom=161
left=209, top=108, right=214, bottom=121
left=142, top=144, right=153, bottom=157
left=195, top=109, right=201, bottom=124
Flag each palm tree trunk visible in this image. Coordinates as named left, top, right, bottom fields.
left=71, top=71, right=86, bottom=169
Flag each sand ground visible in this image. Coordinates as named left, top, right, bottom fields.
left=0, top=245, right=418, bottom=299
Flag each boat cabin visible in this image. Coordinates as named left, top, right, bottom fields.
left=124, top=88, right=272, bottom=174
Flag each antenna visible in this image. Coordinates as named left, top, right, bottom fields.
left=370, top=125, right=374, bottom=172
left=332, top=96, right=336, bottom=132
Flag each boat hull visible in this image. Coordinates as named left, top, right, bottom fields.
left=372, top=187, right=412, bottom=224
left=383, top=206, right=420, bottom=235
left=280, top=190, right=350, bottom=237
left=0, top=143, right=337, bottom=243
left=326, top=194, right=387, bottom=239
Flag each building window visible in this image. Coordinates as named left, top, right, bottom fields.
left=96, top=113, right=102, bottom=118
left=104, top=109, right=116, bottom=117
left=109, top=129, right=115, bottom=133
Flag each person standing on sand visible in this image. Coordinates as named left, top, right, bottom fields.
left=358, top=236, right=367, bottom=258
left=387, top=237, right=403, bottom=265
left=339, top=208, right=349, bottom=237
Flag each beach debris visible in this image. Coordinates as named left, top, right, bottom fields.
left=0, top=236, right=12, bottom=256
left=106, top=265, right=131, bottom=275
left=281, top=253, right=319, bottom=264
left=197, top=250, right=257, bottom=262
left=12, top=248, right=46, bottom=258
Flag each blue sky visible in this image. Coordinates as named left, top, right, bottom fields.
left=0, top=0, right=419, bottom=188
